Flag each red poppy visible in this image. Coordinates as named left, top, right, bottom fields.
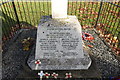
left=82, top=32, right=94, bottom=41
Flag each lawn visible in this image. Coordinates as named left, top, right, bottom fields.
left=1, top=2, right=100, bottom=26
left=1, top=2, right=100, bottom=37
left=1, top=1, right=120, bottom=49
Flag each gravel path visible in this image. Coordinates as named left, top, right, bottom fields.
left=2, top=28, right=120, bottom=79
left=2, top=29, right=37, bottom=80
left=82, top=29, right=120, bottom=78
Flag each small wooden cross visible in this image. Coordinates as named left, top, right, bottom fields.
left=65, top=73, right=72, bottom=78
left=44, top=72, right=50, bottom=78
left=38, top=71, right=44, bottom=79
left=52, top=72, right=58, bottom=79
left=35, top=60, right=41, bottom=70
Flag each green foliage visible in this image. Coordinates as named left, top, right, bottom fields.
left=1, top=2, right=119, bottom=45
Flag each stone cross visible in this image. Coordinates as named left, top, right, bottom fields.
left=52, top=0, right=68, bottom=18
left=27, top=0, right=92, bottom=70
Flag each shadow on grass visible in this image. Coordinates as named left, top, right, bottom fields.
left=1, top=10, right=35, bottom=41
left=1, top=10, right=16, bottom=37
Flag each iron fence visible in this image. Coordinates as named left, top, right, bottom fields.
left=0, top=1, right=120, bottom=54
left=95, top=2, right=120, bottom=54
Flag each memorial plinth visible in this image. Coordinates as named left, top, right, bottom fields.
left=27, top=16, right=92, bottom=70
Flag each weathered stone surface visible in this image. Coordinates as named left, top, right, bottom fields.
left=28, top=16, right=92, bottom=70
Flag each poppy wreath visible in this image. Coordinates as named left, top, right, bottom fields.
left=82, top=32, right=94, bottom=41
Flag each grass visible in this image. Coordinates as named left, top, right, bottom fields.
left=1, top=2, right=100, bottom=26
left=1, top=1, right=119, bottom=49
left=98, top=2, right=119, bottom=33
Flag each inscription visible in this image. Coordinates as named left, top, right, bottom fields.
left=36, top=17, right=84, bottom=59
left=39, top=39, right=57, bottom=50
left=39, top=27, right=79, bottom=51
left=62, top=38, right=79, bottom=50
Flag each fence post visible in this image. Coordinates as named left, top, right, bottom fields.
left=118, top=32, right=120, bottom=49
left=94, top=1, right=103, bottom=28
left=12, top=1, right=21, bottom=29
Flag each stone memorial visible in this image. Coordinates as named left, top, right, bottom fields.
left=27, top=0, right=91, bottom=70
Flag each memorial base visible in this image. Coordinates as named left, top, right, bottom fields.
left=27, top=16, right=92, bottom=70
left=27, top=47, right=92, bottom=70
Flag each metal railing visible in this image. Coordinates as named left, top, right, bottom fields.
left=1, top=1, right=120, bottom=54
left=95, top=2, right=120, bottom=54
